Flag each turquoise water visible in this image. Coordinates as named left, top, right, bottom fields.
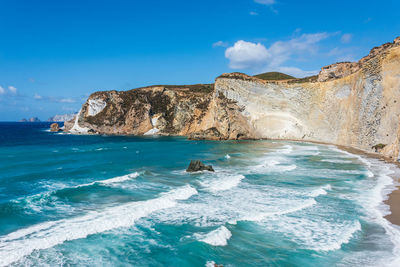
left=0, top=122, right=400, bottom=266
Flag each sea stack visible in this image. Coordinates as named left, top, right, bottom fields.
left=186, top=160, right=215, bottom=172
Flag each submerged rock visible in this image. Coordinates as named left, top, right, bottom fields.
left=50, top=123, right=61, bottom=132
left=186, top=160, right=214, bottom=172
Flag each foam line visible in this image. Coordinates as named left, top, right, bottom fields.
left=0, top=185, right=197, bottom=266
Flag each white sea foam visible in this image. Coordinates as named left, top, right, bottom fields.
left=251, top=157, right=297, bottom=173
left=309, top=184, right=332, bottom=197
left=196, top=226, right=232, bottom=246
left=320, top=159, right=353, bottom=164
left=0, top=185, right=198, bottom=267
left=240, top=198, right=317, bottom=222
left=328, top=146, right=400, bottom=264
left=329, top=146, right=372, bottom=167
left=77, top=172, right=140, bottom=187
left=199, top=173, right=244, bottom=193
left=263, top=217, right=362, bottom=252
left=277, top=145, right=293, bottom=154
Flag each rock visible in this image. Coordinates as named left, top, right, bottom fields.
left=317, top=62, right=360, bottom=82
left=50, top=123, right=61, bottom=132
left=186, top=160, right=214, bottom=172
left=372, top=143, right=386, bottom=152
left=28, top=117, right=40, bottom=122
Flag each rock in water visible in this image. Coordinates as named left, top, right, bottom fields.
left=50, top=123, right=60, bottom=132
left=186, top=160, right=214, bottom=172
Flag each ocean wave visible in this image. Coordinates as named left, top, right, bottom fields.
left=77, top=172, right=140, bottom=187
left=251, top=158, right=297, bottom=173
left=240, top=198, right=317, bottom=222
left=320, top=159, right=353, bottom=164
left=276, top=145, right=293, bottom=154
left=196, top=226, right=232, bottom=246
left=309, top=184, right=332, bottom=197
left=199, top=173, right=245, bottom=193
left=0, top=185, right=198, bottom=267
left=329, top=146, right=372, bottom=167
left=9, top=172, right=141, bottom=214
left=263, top=217, right=361, bottom=252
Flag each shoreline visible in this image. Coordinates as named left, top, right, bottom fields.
left=287, top=139, right=400, bottom=226
left=327, top=144, right=400, bottom=226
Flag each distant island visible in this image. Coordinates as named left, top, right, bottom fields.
left=19, top=117, right=41, bottom=122
left=19, top=113, right=78, bottom=123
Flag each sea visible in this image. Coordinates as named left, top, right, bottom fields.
left=0, top=122, right=400, bottom=266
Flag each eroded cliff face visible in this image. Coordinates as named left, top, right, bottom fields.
left=214, top=38, right=400, bottom=160
left=68, top=37, right=400, bottom=161
left=66, top=84, right=254, bottom=140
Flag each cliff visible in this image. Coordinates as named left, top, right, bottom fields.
left=67, top=36, right=400, bottom=161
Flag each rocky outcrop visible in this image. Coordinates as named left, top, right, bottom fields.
left=317, top=62, right=360, bottom=82
left=68, top=36, right=400, bottom=161
left=67, top=84, right=254, bottom=139
left=186, top=160, right=214, bottom=172
left=50, top=123, right=61, bottom=132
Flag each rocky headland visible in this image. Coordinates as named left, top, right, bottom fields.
left=65, top=37, right=400, bottom=161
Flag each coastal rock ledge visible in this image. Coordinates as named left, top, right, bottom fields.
left=66, top=37, right=400, bottom=161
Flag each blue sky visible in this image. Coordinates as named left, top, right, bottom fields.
left=0, top=0, right=399, bottom=121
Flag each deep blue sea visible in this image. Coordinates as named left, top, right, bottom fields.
left=1, top=122, right=400, bottom=266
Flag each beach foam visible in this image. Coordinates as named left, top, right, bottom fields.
left=0, top=185, right=197, bottom=266
left=199, top=173, right=245, bottom=193
left=196, top=226, right=232, bottom=246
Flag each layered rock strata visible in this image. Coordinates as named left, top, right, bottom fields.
left=67, top=37, right=400, bottom=161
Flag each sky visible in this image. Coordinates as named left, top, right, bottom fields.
left=0, top=0, right=399, bottom=121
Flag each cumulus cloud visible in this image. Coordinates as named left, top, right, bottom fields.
left=212, top=41, right=228, bottom=48
left=225, top=40, right=270, bottom=69
left=255, top=0, right=275, bottom=5
left=341, top=33, right=352, bottom=44
left=249, top=11, right=258, bottom=16
left=0, top=86, right=5, bottom=95
left=225, top=33, right=329, bottom=77
left=8, top=86, right=17, bottom=94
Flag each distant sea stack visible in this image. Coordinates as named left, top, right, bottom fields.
left=20, top=117, right=41, bottom=122
left=66, top=37, right=400, bottom=161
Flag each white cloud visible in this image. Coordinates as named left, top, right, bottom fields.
left=8, top=86, right=17, bottom=94
left=249, top=11, right=258, bottom=16
left=225, top=40, right=270, bottom=69
left=212, top=41, right=228, bottom=48
left=0, top=86, right=5, bottom=95
left=275, top=66, right=319, bottom=77
left=59, top=98, right=75, bottom=103
left=225, top=33, right=329, bottom=77
left=255, top=0, right=275, bottom=5
left=34, top=93, right=42, bottom=100
left=341, top=33, right=352, bottom=44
